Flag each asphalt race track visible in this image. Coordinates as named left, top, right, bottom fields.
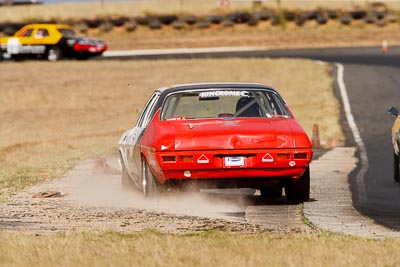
left=103, top=46, right=400, bottom=230
left=261, top=47, right=400, bottom=230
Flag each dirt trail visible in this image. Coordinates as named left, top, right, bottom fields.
left=0, top=153, right=306, bottom=234
left=0, top=155, right=263, bottom=234
left=1, top=147, right=399, bottom=237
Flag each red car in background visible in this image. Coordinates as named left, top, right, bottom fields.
left=119, top=83, right=313, bottom=204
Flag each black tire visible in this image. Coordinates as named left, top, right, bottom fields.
left=340, top=15, right=352, bottom=25
left=316, top=15, right=328, bottom=25
left=148, top=19, right=162, bottom=30
left=285, top=167, right=310, bottom=204
left=183, top=16, right=198, bottom=25
left=141, top=158, right=158, bottom=198
left=121, top=155, right=135, bottom=191
left=125, top=20, right=138, bottom=32
left=393, top=152, right=400, bottom=182
left=294, top=15, right=307, bottom=26
left=158, top=15, right=178, bottom=25
left=172, top=20, right=185, bottom=30
left=196, top=20, right=210, bottom=29
left=76, top=54, right=89, bottom=60
left=260, top=186, right=283, bottom=199
left=47, top=46, right=62, bottom=61
left=84, top=19, right=103, bottom=29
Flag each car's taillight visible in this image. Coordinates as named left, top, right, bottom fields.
left=161, top=155, right=176, bottom=162
left=294, top=153, right=308, bottom=159
left=276, top=153, right=291, bottom=160
left=161, top=155, right=194, bottom=163
left=73, top=43, right=90, bottom=51
left=178, top=155, right=193, bottom=163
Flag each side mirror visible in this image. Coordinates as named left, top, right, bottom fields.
left=388, top=106, right=399, bottom=116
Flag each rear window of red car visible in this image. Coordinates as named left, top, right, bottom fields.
left=161, top=89, right=290, bottom=120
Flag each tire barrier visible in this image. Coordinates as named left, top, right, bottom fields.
left=110, top=17, right=128, bottom=27
left=226, top=12, right=252, bottom=24
left=0, top=6, right=398, bottom=37
left=158, top=15, right=178, bottom=25
left=206, top=15, right=224, bottom=24
left=327, top=10, right=338, bottom=19
left=136, top=17, right=149, bottom=26
left=84, top=19, right=103, bottom=29
left=294, top=15, right=307, bottom=26
left=349, top=10, right=367, bottom=20
left=100, top=21, right=113, bottom=33
left=196, top=20, right=211, bottom=29
left=340, top=15, right=353, bottom=25
left=172, top=20, right=185, bottom=30
left=125, top=20, right=138, bottom=32
left=247, top=16, right=259, bottom=26
left=221, top=19, right=234, bottom=27
left=283, top=10, right=296, bottom=22
left=270, top=15, right=280, bottom=26
left=254, top=10, right=272, bottom=21
left=316, top=15, right=328, bottom=25
left=304, top=10, right=319, bottom=20
left=148, top=19, right=162, bottom=30
left=2, top=26, right=16, bottom=36
left=76, top=22, right=89, bottom=33
left=183, top=16, right=198, bottom=25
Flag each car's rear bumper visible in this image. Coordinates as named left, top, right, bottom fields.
left=148, top=148, right=312, bottom=184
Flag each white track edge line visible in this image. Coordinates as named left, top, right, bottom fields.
left=335, top=62, right=368, bottom=205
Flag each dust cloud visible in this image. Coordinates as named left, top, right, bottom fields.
left=60, top=156, right=252, bottom=220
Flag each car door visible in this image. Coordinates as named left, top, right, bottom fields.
left=392, top=116, right=400, bottom=154
left=120, top=92, right=160, bottom=184
left=7, top=27, right=34, bottom=55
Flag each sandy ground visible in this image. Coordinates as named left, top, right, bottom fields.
left=2, top=147, right=400, bottom=237
left=0, top=154, right=264, bottom=234
left=0, top=152, right=309, bottom=234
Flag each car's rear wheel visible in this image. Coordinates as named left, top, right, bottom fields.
left=76, top=53, right=89, bottom=60
left=260, top=186, right=282, bottom=199
left=47, top=46, right=62, bottom=61
left=394, top=152, right=400, bottom=182
left=141, top=158, right=158, bottom=198
left=285, top=167, right=310, bottom=204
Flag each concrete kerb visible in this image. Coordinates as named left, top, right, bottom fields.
left=304, top=147, right=400, bottom=239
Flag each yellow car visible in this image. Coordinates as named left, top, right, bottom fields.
left=388, top=106, right=400, bottom=182
left=0, top=24, right=107, bottom=61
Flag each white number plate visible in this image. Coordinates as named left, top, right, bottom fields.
left=224, top=156, right=245, bottom=167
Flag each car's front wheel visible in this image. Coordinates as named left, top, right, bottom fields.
left=393, top=151, right=400, bottom=182
left=141, top=158, right=158, bottom=198
left=47, top=46, right=62, bottom=61
left=285, top=167, right=310, bottom=204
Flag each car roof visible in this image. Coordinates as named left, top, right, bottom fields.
left=155, top=82, right=277, bottom=94
left=22, top=24, right=73, bottom=29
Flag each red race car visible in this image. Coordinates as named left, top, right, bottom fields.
left=118, top=83, right=312, bottom=203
